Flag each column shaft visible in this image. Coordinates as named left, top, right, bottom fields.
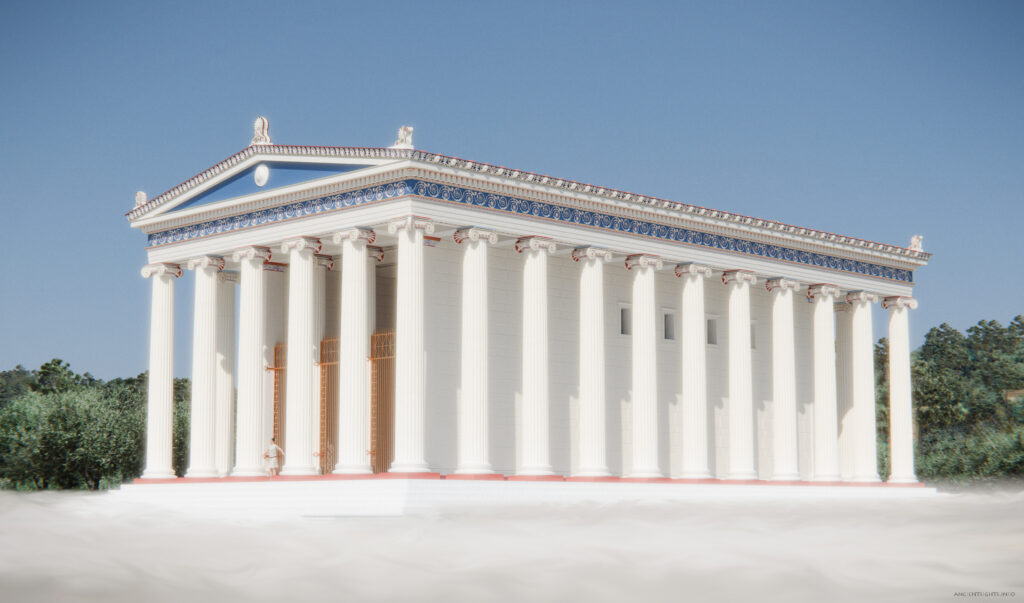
left=518, top=237, right=555, bottom=475
left=142, top=264, right=180, bottom=479
left=724, top=271, right=757, bottom=479
left=850, top=293, right=881, bottom=482
left=281, top=238, right=320, bottom=475
left=456, top=230, right=495, bottom=474
left=810, top=285, right=841, bottom=481
left=627, top=255, right=662, bottom=477
left=214, top=275, right=236, bottom=476
left=186, top=256, right=223, bottom=477
left=231, top=248, right=269, bottom=476
left=886, top=297, right=917, bottom=483
left=836, top=304, right=855, bottom=480
left=334, top=232, right=373, bottom=474
left=678, top=264, right=712, bottom=478
left=767, top=279, right=800, bottom=480
left=575, top=248, right=611, bottom=477
left=390, top=219, right=430, bottom=472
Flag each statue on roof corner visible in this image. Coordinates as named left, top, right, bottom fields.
left=909, top=234, right=923, bottom=252
left=251, top=116, right=271, bottom=146
left=134, top=191, right=147, bottom=207
left=390, top=125, right=414, bottom=149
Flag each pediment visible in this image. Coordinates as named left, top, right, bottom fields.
left=145, top=160, right=376, bottom=221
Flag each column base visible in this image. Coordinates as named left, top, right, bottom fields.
left=516, top=466, right=555, bottom=477
left=887, top=475, right=918, bottom=484
left=725, top=471, right=758, bottom=480
left=184, top=467, right=218, bottom=478
left=573, top=468, right=613, bottom=478
left=454, top=465, right=494, bottom=475
left=230, top=466, right=269, bottom=477
left=333, top=465, right=373, bottom=475
left=848, top=474, right=882, bottom=483
left=768, top=473, right=802, bottom=482
left=389, top=461, right=431, bottom=473
left=625, top=470, right=663, bottom=479
left=140, top=469, right=176, bottom=479
left=678, top=470, right=713, bottom=479
left=280, top=466, right=319, bottom=476
left=811, top=474, right=842, bottom=482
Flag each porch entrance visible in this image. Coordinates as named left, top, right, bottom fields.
left=369, top=329, right=396, bottom=473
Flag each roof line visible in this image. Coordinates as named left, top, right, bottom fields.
left=125, top=144, right=931, bottom=261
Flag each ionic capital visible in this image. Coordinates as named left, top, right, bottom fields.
left=281, top=237, right=322, bottom=254
left=806, top=283, right=841, bottom=301
left=187, top=256, right=226, bottom=272
left=232, top=246, right=272, bottom=263
left=368, top=246, right=385, bottom=264
left=882, top=296, right=918, bottom=311
left=218, top=270, right=240, bottom=284
left=722, top=269, right=757, bottom=286
left=141, top=262, right=183, bottom=279
left=387, top=215, right=434, bottom=235
left=674, top=263, right=712, bottom=279
left=332, top=228, right=375, bottom=246
left=453, top=227, right=498, bottom=245
left=846, top=290, right=880, bottom=305
left=315, top=254, right=335, bottom=270
left=765, top=277, right=800, bottom=293
left=515, top=236, right=556, bottom=254
left=571, top=246, right=613, bottom=263
left=625, top=253, right=663, bottom=271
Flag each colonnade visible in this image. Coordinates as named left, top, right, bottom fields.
left=140, top=218, right=919, bottom=483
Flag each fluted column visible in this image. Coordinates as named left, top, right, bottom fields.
left=214, top=271, right=237, bottom=477
left=141, top=263, right=182, bottom=479
left=676, top=263, right=713, bottom=479
left=835, top=302, right=855, bottom=480
left=312, top=254, right=333, bottom=472
left=388, top=217, right=433, bottom=473
left=517, top=236, right=557, bottom=476
left=766, top=277, right=800, bottom=481
left=808, top=283, right=841, bottom=481
left=454, top=227, right=498, bottom=474
left=573, top=247, right=613, bottom=477
left=185, top=255, right=224, bottom=478
left=626, top=254, right=664, bottom=478
left=332, top=228, right=375, bottom=474
left=231, top=246, right=271, bottom=476
left=884, top=296, right=918, bottom=483
left=849, top=291, right=881, bottom=482
left=280, top=237, right=321, bottom=476
left=723, top=269, right=757, bottom=480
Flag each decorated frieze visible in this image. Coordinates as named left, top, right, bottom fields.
left=146, top=179, right=915, bottom=283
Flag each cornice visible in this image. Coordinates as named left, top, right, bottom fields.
left=126, top=145, right=930, bottom=267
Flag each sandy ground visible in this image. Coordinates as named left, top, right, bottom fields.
left=0, top=488, right=1021, bottom=603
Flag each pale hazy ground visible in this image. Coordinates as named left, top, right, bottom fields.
left=0, top=488, right=1021, bottom=603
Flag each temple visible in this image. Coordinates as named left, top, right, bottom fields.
left=127, top=119, right=930, bottom=486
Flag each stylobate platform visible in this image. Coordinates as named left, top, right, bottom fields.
left=112, top=475, right=938, bottom=518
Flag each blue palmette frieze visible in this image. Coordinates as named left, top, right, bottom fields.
left=148, top=178, right=913, bottom=283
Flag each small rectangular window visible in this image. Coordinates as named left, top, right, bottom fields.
left=706, top=318, right=718, bottom=345
left=663, top=313, right=675, bottom=340
left=620, top=307, right=632, bottom=336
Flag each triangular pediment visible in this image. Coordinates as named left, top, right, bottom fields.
left=159, top=160, right=374, bottom=217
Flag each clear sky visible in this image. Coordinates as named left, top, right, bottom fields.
left=1, top=1, right=1021, bottom=380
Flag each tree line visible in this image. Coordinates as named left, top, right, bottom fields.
left=1, top=316, right=1022, bottom=490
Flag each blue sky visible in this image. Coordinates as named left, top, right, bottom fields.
left=1, top=1, right=1021, bottom=379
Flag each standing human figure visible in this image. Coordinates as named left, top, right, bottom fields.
left=264, top=438, right=284, bottom=477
